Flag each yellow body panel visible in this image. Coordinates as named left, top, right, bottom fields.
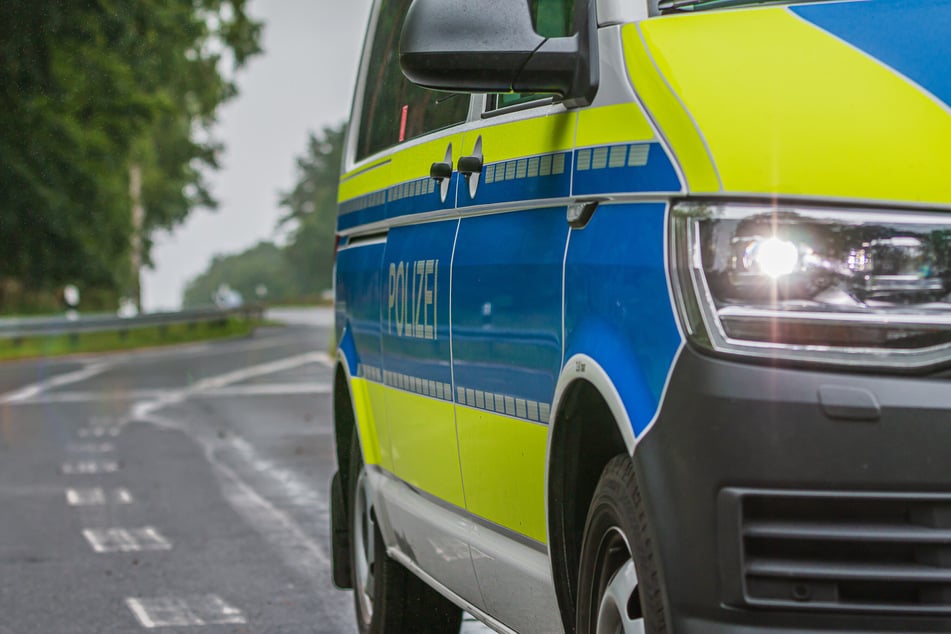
left=389, top=131, right=465, bottom=185
left=338, top=157, right=390, bottom=204
left=349, top=377, right=382, bottom=466
left=456, top=406, right=548, bottom=543
left=640, top=8, right=951, bottom=203
left=575, top=102, right=655, bottom=148
left=385, top=386, right=466, bottom=508
left=464, top=111, right=576, bottom=161
left=339, top=131, right=465, bottom=205
left=621, top=24, right=720, bottom=193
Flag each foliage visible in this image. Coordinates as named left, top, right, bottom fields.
left=0, top=316, right=262, bottom=361
left=182, top=242, right=294, bottom=308
left=182, top=123, right=346, bottom=307
left=0, top=0, right=262, bottom=307
left=279, top=124, right=347, bottom=296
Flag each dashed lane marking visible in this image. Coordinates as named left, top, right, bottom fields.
left=125, top=595, right=246, bottom=628
left=78, top=427, right=121, bottom=438
left=66, top=488, right=133, bottom=506
left=67, top=442, right=115, bottom=453
left=16, top=389, right=167, bottom=404
left=198, top=382, right=332, bottom=397
left=82, top=527, right=171, bottom=553
left=61, top=461, right=119, bottom=475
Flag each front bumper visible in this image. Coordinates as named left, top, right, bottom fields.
left=633, top=346, right=951, bottom=633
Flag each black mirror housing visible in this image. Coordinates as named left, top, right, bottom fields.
left=400, top=0, right=599, bottom=108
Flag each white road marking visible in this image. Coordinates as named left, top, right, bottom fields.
left=125, top=595, right=245, bottom=628
left=16, top=389, right=166, bottom=404
left=125, top=352, right=335, bottom=593
left=78, top=427, right=122, bottom=438
left=199, top=382, right=332, bottom=397
left=61, top=461, right=119, bottom=475
left=66, top=488, right=133, bottom=506
left=130, top=351, right=332, bottom=420
left=67, top=442, right=115, bottom=453
left=82, top=527, right=171, bottom=553
left=0, top=362, right=111, bottom=404
left=146, top=414, right=331, bottom=575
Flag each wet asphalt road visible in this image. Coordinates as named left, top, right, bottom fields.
left=0, top=311, right=356, bottom=633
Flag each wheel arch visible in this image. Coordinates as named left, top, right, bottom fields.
left=334, top=345, right=361, bottom=514
left=333, top=325, right=362, bottom=513
left=546, top=354, right=636, bottom=634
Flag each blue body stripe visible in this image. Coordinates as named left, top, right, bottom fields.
left=337, top=144, right=682, bottom=437
left=793, top=0, right=951, bottom=110
left=336, top=142, right=681, bottom=231
left=573, top=143, right=681, bottom=197
left=458, top=153, right=573, bottom=208
left=451, top=208, right=568, bottom=410
left=380, top=221, right=456, bottom=386
left=335, top=242, right=385, bottom=374
left=565, top=203, right=681, bottom=435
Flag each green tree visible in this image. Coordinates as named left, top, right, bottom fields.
left=183, top=124, right=346, bottom=308
left=279, top=124, right=346, bottom=296
left=0, top=0, right=262, bottom=311
left=182, top=241, right=295, bottom=308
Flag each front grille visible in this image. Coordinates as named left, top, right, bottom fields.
left=720, top=489, right=951, bottom=615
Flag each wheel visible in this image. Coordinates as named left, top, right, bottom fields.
left=347, top=429, right=462, bottom=634
left=576, top=454, right=667, bottom=634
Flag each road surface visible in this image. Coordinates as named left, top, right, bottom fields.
left=0, top=310, right=487, bottom=633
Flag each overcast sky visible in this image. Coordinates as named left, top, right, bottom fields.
left=142, top=0, right=373, bottom=311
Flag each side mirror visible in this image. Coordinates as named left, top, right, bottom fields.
left=400, top=0, right=599, bottom=108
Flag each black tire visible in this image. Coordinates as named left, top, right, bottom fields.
left=576, top=454, right=667, bottom=634
left=347, top=429, right=462, bottom=634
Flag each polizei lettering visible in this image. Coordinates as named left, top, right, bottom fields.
left=387, top=259, right=438, bottom=340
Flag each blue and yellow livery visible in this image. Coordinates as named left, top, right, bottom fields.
left=330, top=1, right=951, bottom=633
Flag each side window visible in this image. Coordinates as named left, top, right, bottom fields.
left=356, top=0, right=469, bottom=161
left=487, top=0, right=576, bottom=113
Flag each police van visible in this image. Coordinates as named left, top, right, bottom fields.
left=329, top=0, right=951, bottom=632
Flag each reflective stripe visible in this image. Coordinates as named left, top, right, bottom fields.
left=640, top=7, right=951, bottom=204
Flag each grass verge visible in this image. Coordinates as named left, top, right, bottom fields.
left=0, top=317, right=267, bottom=362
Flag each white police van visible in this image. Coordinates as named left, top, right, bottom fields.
left=330, top=0, right=951, bottom=632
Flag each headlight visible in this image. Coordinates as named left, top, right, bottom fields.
left=670, top=201, right=951, bottom=368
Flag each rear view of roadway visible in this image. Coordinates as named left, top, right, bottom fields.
left=0, top=307, right=490, bottom=633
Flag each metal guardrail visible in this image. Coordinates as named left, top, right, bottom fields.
left=0, top=305, right=265, bottom=341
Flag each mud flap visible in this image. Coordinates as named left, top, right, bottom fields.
left=330, top=471, right=352, bottom=589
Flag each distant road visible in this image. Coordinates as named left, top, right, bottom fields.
left=267, top=306, right=334, bottom=328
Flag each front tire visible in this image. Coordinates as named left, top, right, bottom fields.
left=347, top=429, right=462, bottom=634
left=576, top=454, right=667, bottom=634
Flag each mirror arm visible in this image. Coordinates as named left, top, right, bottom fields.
left=566, top=0, right=600, bottom=107
left=512, top=0, right=600, bottom=107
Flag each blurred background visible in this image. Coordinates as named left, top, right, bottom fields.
left=1, top=0, right=372, bottom=317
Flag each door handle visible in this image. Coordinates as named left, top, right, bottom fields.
left=457, top=155, right=483, bottom=179
left=430, top=161, right=452, bottom=182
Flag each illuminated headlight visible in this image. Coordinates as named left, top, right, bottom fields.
left=670, top=201, right=951, bottom=368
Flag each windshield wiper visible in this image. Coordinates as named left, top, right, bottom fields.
left=658, top=0, right=828, bottom=14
